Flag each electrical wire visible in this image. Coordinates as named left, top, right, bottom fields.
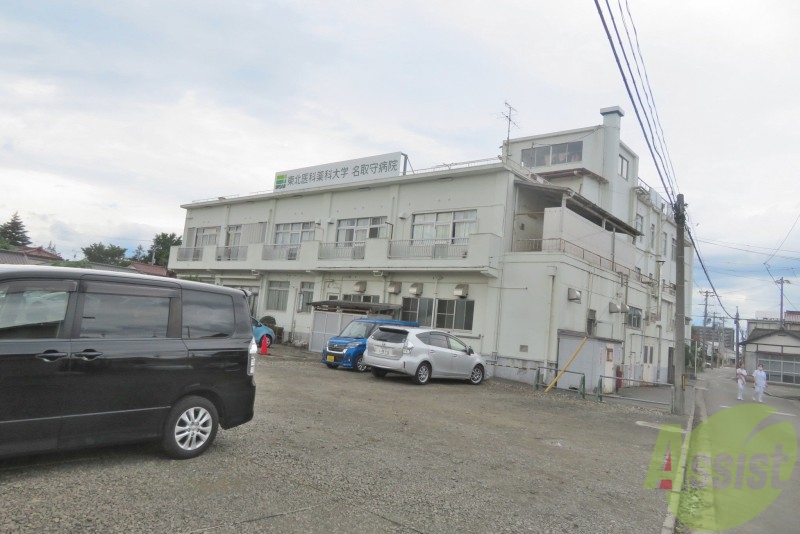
left=595, top=1, right=747, bottom=322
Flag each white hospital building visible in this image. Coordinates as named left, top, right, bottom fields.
left=169, top=106, right=693, bottom=389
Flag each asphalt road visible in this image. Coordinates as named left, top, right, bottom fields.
left=0, top=347, right=688, bottom=533
left=687, top=367, right=800, bottom=533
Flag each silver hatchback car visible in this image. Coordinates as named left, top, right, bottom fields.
left=364, top=326, right=486, bottom=385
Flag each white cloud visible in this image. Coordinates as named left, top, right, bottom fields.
left=0, top=0, right=798, bottom=322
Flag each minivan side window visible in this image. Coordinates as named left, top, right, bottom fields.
left=80, top=293, right=170, bottom=339
left=183, top=289, right=235, bottom=338
left=0, top=282, right=72, bottom=339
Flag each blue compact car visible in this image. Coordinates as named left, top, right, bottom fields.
left=251, top=317, right=275, bottom=348
left=322, top=318, right=419, bottom=372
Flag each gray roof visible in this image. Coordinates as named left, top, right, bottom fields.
left=0, top=250, right=29, bottom=265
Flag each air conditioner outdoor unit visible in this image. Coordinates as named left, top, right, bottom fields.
left=387, top=281, right=402, bottom=294
left=409, top=282, right=423, bottom=296
left=352, top=280, right=366, bottom=293
left=454, top=284, right=469, bottom=298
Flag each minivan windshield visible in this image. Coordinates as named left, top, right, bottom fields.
left=339, top=321, right=376, bottom=339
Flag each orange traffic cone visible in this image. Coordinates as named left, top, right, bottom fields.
left=260, top=336, right=269, bottom=356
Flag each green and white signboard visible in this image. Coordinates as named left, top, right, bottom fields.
left=275, top=152, right=404, bottom=192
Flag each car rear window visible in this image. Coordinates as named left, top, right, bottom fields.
left=371, top=328, right=408, bottom=343
left=183, top=289, right=236, bottom=338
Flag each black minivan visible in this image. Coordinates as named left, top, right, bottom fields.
left=0, top=266, right=257, bottom=460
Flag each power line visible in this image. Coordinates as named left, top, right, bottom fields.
left=594, top=1, right=743, bottom=322
left=593, top=0, right=675, bottom=206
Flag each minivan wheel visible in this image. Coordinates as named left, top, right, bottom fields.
left=413, top=362, right=431, bottom=385
left=162, top=396, right=219, bottom=459
left=469, top=365, right=484, bottom=385
left=371, top=368, right=388, bottom=378
left=353, top=355, right=368, bottom=372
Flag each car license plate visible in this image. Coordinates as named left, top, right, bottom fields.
left=326, top=355, right=334, bottom=362
left=374, top=346, right=388, bottom=355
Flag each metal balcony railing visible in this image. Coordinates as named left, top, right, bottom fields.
left=387, top=238, right=468, bottom=259
left=216, top=246, right=248, bottom=261
left=318, top=241, right=365, bottom=260
left=262, top=244, right=299, bottom=261
left=177, top=247, right=203, bottom=261
left=513, top=238, right=657, bottom=285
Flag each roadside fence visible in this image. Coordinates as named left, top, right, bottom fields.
left=597, top=375, right=674, bottom=412
left=535, top=366, right=586, bottom=399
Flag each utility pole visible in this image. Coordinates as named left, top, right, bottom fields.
left=699, top=290, right=713, bottom=364
left=735, top=307, right=741, bottom=366
left=776, top=277, right=791, bottom=328
left=673, top=194, right=686, bottom=415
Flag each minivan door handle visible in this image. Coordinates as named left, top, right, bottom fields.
left=75, top=350, right=103, bottom=361
left=36, top=351, right=68, bottom=362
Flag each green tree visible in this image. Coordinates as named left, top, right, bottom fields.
left=0, top=212, right=32, bottom=247
left=147, top=232, right=182, bottom=266
left=0, top=236, right=11, bottom=250
left=81, top=242, right=129, bottom=266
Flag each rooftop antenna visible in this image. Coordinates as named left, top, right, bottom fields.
left=502, top=101, right=518, bottom=144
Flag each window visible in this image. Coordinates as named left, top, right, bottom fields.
left=226, top=225, right=242, bottom=247
left=412, top=210, right=476, bottom=244
left=649, top=224, right=656, bottom=250
left=341, top=294, right=378, bottom=303
left=194, top=226, right=219, bottom=247
left=402, top=297, right=434, bottom=326
left=618, top=155, right=629, bottom=179
left=81, top=293, right=170, bottom=339
left=587, top=309, right=597, bottom=336
left=336, top=217, right=386, bottom=243
left=521, top=141, right=583, bottom=167
left=428, top=332, right=449, bottom=348
left=0, top=284, right=72, bottom=339
left=662, top=232, right=668, bottom=256
left=182, top=290, right=235, bottom=339
left=447, top=335, right=468, bottom=352
left=627, top=307, right=642, bottom=329
left=274, top=222, right=315, bottom=245
left=298, top=282, right=314, bottom=313
left=434, top=299, right=474, bottom=330
left=671, top=238, right=677, bottom=260
left=266, top=281, right=290, bottom=310
left=634, top=214, right=643, bottom=245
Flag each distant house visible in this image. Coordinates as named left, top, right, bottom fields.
left=743, top=314, right=800, bottom=385
left=18, top=246, right=63, bottom=265
left=129, top=261, right=171, bottom=277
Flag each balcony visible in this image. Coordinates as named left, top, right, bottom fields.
left=177, top=247, right=203, bottom=261
left=216, top=246, right=248, bottom=261
left=318, top=241, right=365, bottom=260
left=263, top=244, right=300, bottom=261
left=169, top=234, right=501, bottom=277
left=388, top=238, right=469, bottom=259
left=513, top=238, right=656, bottom=285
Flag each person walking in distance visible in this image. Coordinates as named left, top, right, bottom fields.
left=736, top=362, right=747, bottom=400
left=752, top=363, right=767, bottom=402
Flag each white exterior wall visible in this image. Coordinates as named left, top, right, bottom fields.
left=170, top=107, right=692, bottom=388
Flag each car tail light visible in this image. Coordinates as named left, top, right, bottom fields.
left=247, top=338, right=257, bottom=375
left=403, top=342, right=414, bottom=355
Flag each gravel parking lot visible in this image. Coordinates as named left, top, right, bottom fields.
left=0, top=346, right=686, bottom=533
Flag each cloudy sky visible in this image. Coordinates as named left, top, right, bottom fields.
left=1, top=0, right=798, bottom=325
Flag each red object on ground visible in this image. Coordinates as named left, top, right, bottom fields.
left=659, top=452, right=672, bottom=490
left=260, top=336, right=269, bottom=356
